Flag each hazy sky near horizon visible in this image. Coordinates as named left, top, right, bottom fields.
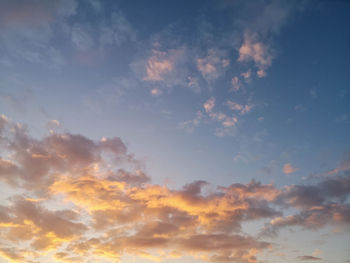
left=0, top=0, right=349, bottom=263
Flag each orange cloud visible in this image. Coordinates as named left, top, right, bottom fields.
left=1, top=115, right=350, bottom=263
left=283, top=163, right=298, bottom=175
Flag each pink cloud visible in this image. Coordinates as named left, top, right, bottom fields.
left=238, top=33, right=272, bottom=78
left=197, top=49, right=230, bottom=81
left=143, top=51, right=174, bottom=81
left=226, top=101, right=254, bottom=115
left=283, top=163, right=298, bottom=175
left=203, top=97, right=215, bottom=113
left=328, top=158, right=350, bottom=175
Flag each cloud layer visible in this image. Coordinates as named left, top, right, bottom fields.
left=0, top=115, right=349, bottom=262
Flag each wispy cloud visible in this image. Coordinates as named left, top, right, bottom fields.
left=225, top=100, right=254, bottom=115
left=297, top=255, right=322, bottom=261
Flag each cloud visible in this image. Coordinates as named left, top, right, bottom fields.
left=233, top=0, right=305, bottom=79
left=197, top=49, right=230, bottom=82
left=177, top=111, right=204, bottom=133
left=282, top=163, right=298, bottom=175
left=231, top=76, right=242, bottom=92
left=0, top=1, right=137, bottom=69
left=238, top=33, right=273, bottom=78
left=0, top=0, right=75, bottom=28
left=46, top=119, right=60, bottom=133
left=1, top=115, right=350, bottom=262
left=261, top=174, right=350, bottom=237
left=143, top=51, right=174, bottom=81
left=297, top=255, right=321, bottom=261
left=241, top=69, right=252, bottom=81
left=180, top=97, right=253, bottom=136
left=132, top=47, right=190, bottom=94
left=0, top=0, right=76, bottom=67
left=71, top=26, right=94, bottom=51
left=328, top=158, right=350, bottom=175
left=151, top=88, right=162, bottom=96
left=225, top=101, right=254, bottom=115
left=204, top=97, right=215, bottom=113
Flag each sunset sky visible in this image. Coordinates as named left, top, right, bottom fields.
left=0, top=0, right=350, bottom=262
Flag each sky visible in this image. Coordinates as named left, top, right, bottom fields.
left=0, top=0, right=349, bottom=262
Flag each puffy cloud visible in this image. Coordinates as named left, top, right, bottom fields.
left=261, top=175, right=350, bottom=237
left=1, top=116, right=350, bottom=262
left=233, top=0, right=304, bottom=79
left=0, top=197, right=87, bottom=253
left=0, top=117, right=276, bottom=261
left=0, top=247, right=26, bottom=262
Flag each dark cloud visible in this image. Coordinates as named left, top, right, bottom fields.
left=297, top=255, right=322, bottom=261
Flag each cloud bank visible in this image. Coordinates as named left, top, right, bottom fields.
left=0, top=115, right=349, bottom=262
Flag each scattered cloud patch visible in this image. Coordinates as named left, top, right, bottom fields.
left=231, top=76, right=242, bottom=92
left=241, top=69, right=252, bottom=82
left=203, top=97, right=215, bottom=113
left=226, top=101, right=254, bottom=115
left=238, top=33, right=273, bottom=78
left=283, top=163, right=298, bottom=175
left=197, top=49, right=230, bottom=82
left=143, top=50, right=174, bottom=81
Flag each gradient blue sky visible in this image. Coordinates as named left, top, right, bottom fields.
left=0, top=1, right=349, bottom=263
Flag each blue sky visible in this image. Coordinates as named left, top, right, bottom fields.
left=0, top=1, right=349, bottom=263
